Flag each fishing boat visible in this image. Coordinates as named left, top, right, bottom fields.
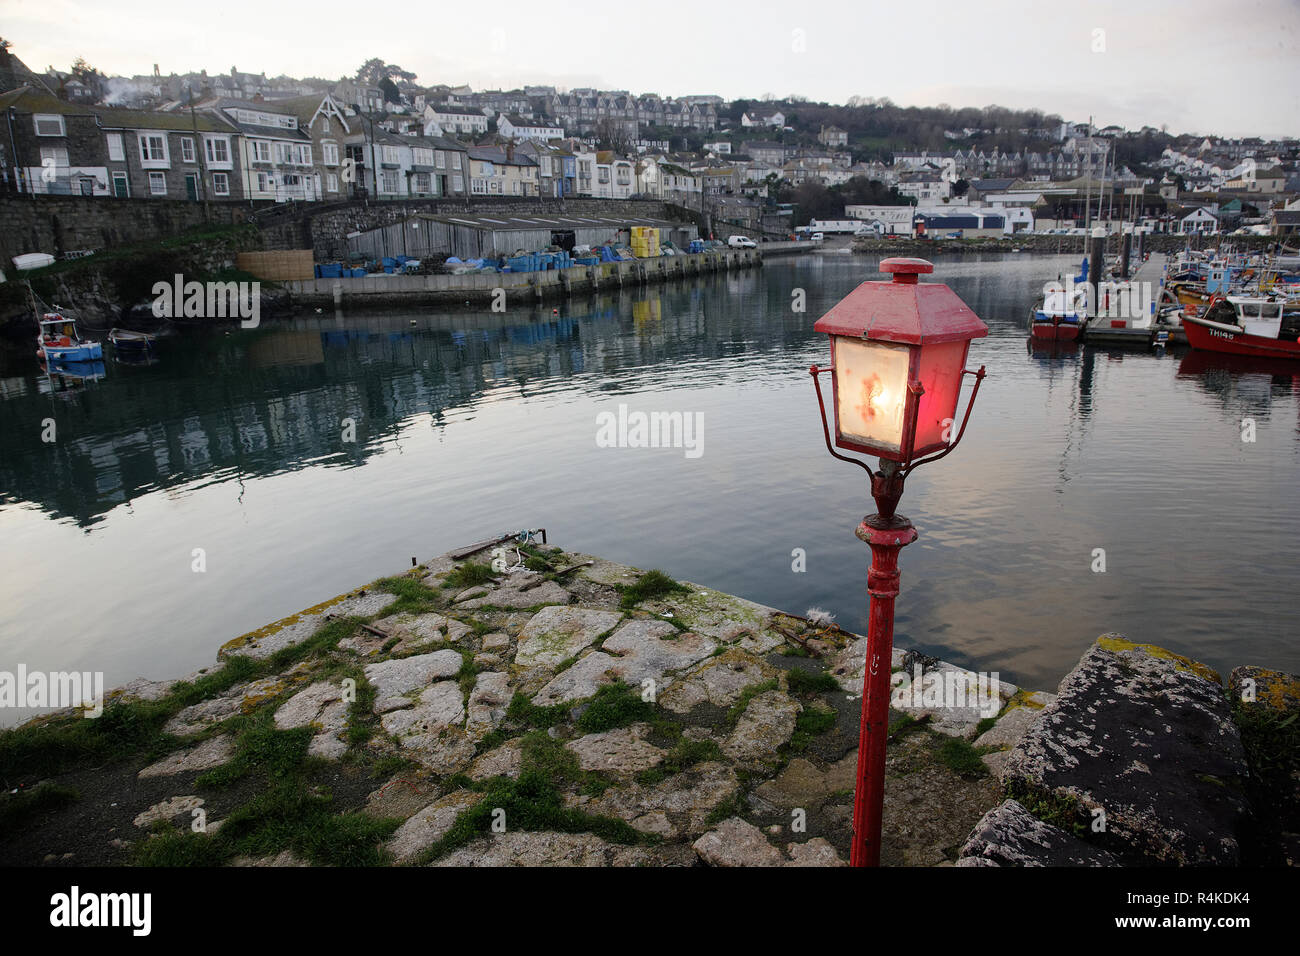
left=1030, top=258, right=1089, bottom=341
left=1182, top=294, right=1300, bottom=360
left=107, top=328, right=158, bottom=350
left=36, top=313, right=102, bottom=362
left=40, top=357, right=107, bottom=386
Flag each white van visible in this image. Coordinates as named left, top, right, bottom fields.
left=727, top=235, right=757, bottom=249
left=810, top=232, right=825, bottom=242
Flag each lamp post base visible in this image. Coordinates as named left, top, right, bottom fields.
left=849, top=512, right=917, bottom=867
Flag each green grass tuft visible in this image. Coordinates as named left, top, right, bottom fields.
left=618, top=569, right=690, bottom=609
left=786, top=669, right=841, bottom=695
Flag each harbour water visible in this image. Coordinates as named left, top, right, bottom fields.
left=2, top=252, right=1297, bottom=725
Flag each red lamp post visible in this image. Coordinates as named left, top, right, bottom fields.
left=809, top=257, right=988, bottom=867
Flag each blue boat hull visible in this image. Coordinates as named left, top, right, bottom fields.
left=42, top=342, right=103, bottom=362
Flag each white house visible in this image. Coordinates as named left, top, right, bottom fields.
left=1178, top=207, right=1219, bottom=235
left=635, top=155, right=701, bottom=205
left=497, top=113, right=564, bottom=142
left=423, top=104, right=489, bottom=137
left=219, top=101, right=317, bottom=201
left=844, top=205, right=915, bottom=235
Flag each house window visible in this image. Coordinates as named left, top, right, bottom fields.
left=381, top=169, right=399, bottom=193
left=413, top=172, right=431, bottom=193
left=322, top=144, right=339, bottom=166
left=139, top=134, right=168, bottom=164
left=149, top=171, right=167, bottom=195
left=107, top=133, right=125, bottom=161
left=435, top=150, right=446, bottom=169
left=40, top=146, right=69, bottom=168
left=212, top=172, right=230, bottom=196
left=276, top=143, right=292, bottom=165
left=452, top=174, right=464, bottom=192
left=112, top=171, right=129, bottom=198
left=327, top=173, right=338, bottom=192
left=382, top=145, right=400, bottom=165
left=34, top=114, right=65, bottom=136
left=256, top=171, right=271, bottom=192
left=180, top=137, right=196, bottom=163
left=206, top=137, right=231, bottom=165
left=252, top=141, right=272, bottom=163
left=322, top=118, right=330, bottom=134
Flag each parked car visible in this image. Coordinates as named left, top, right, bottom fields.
left=810, top=232, right=825, bottom=242
left=728, top=235, right=757, bottom=249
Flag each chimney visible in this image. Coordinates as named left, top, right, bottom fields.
left=506, top=142, right=514, bottom=162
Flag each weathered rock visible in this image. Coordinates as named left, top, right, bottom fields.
left=889, top=662, right=1008, bottom=739
left=365, top=650, right=463, bottom=713
left=431, top=831, right=662, bottom=867
left=956, top=799, right=1120, bottom=867
left=387, top=790, right=482, bottom=862
left=514, top=607, right=623, bottom=669
left=575, top=761, right=739, bottom=835
left=752, top=757, right=840, bottom=809
left=134, top=795, right=204, bottom=829
left=831, top=638, right=906, bottom=694
left=466, top=672, right=511, bottom=738
left=364, top=774, right=441, bottom=820
left=723, top=690, right=801, bottom=766
left=481, top=633, right=511, bottom=652
left=530, top=651, right=622, bottom=704
left=565, top=723, right=667, bottom=775
left=1229, top=665, right=1300, bottom=713
left=531, top=620, right=717, bottom=705
left=390, top=725, right=476, bottom=774
left=468, top=739, right=523, bottom=781
left=220, top=590, right=397, bottom=660
left=1001, top=635, right=1253, bottom=865
left=375, top=611, right=473, bottom=649
left=138, top=735, right=235, bottom=779
left=115, top=677, right=177, bottom=703
left=981, top=749, right=1010, bottom=779
left=661, top=648, right=780, bottom=714
left=602, top=620, right=717, bottom=683
left=163, top=676, right=294, bottom=736
left=973, top=703, right=1043, bottom=751
left=380, top=681, right=465, bottom=736
left=786, top=838, right=846, bottom=866
left=458, top=579, right=571, bottom=610
left=274, top=680, right=350, bottom=759
left=230, top=849, right=310, bottom=867
left=693, top=817, right=784, bottom=866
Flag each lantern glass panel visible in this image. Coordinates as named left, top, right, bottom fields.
left=912, top=340, right=970, bottom=456
left=833, top=337, right=911, bottom=453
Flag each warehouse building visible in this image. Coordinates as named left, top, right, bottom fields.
left=345, top=211, right=698, bottom=260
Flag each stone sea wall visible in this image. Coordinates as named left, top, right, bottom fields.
left=3, top=540, right=1291, bottom=867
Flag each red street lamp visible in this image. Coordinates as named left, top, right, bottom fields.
left=809, top=257, right=988, bottom=867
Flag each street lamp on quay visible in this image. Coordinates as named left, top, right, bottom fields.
left=808, top=257, right=988, bottom=867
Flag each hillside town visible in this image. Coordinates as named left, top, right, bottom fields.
left=2, top=43, right=1298, bottom=241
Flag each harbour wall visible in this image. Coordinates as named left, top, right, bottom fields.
left=281, top=248, right=762, bottom=309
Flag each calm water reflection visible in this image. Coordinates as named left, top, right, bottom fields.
left=2, top=252, right=1297, bottom=723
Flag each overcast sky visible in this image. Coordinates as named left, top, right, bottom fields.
left=4, top=0, right=1297, bottom=138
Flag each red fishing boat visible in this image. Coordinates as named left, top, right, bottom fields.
left=1182, top=295, right=1300, bottom=360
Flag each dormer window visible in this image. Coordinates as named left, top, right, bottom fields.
left=34, top=114, right=65, bottom=136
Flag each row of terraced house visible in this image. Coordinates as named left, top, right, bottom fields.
left=0, top=86, right=715, bottom=205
